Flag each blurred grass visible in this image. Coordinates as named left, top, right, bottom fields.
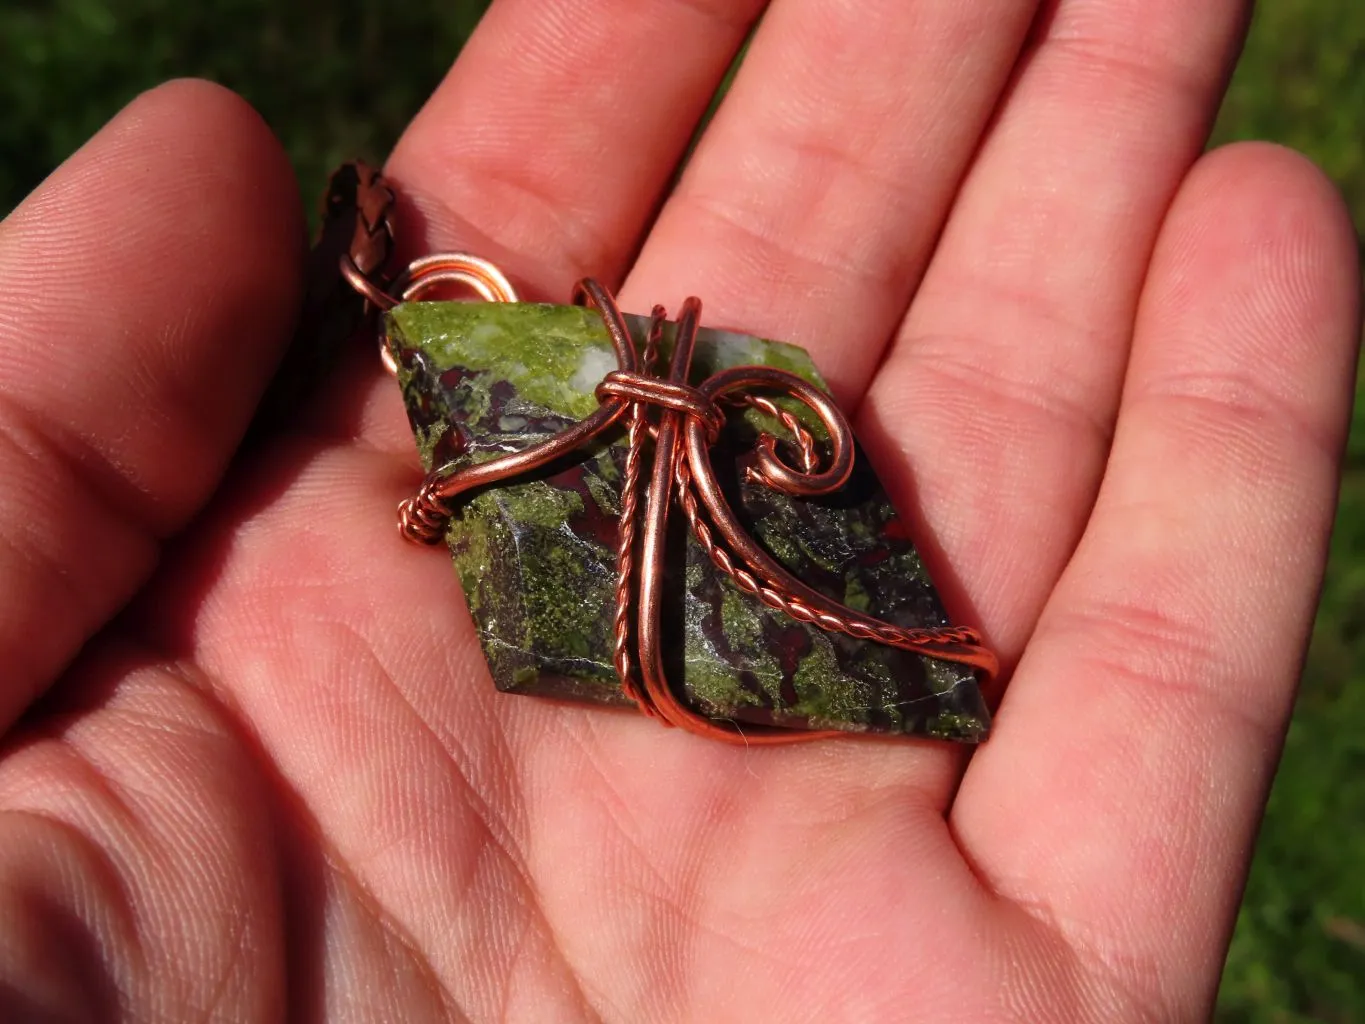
left=0, top=1, right=1361, bottom=1019
left=0, top=0, right=488, bottom=223
left=1211, top=4, right=1365, bottom=1022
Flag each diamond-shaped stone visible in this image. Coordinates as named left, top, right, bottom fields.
left=387, top=302, right=989, bottom=741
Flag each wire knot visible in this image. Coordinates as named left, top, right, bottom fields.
left=596, top=370, right=726, bottom=441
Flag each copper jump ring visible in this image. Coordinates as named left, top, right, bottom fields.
left=343, top=250, right=521, bottom=375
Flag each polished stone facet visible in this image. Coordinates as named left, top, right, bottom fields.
left=387, top=302, right=990, bottom=741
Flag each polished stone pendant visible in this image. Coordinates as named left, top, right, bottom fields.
left=385, top=297, right=994, bottom=743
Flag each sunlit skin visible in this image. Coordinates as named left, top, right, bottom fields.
left=0, top=1, right=1359, bottom=1020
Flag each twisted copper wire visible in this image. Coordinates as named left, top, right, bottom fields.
left=674, top=458, right=983, bottom=655
left=611, top=307, right=666, bottom=717
left=725, top=393, right=819, bottom=479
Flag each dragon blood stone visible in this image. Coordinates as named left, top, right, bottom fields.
left=386, top=302, right=991, bottom=741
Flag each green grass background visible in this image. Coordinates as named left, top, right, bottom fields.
left=1, top=2, right=1361, bottom=1019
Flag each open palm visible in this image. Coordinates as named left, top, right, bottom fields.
left=1, top=2, right=1359, bottom=1020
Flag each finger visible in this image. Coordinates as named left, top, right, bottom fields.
left=953, top=145, right=1361, bottom=1017
left=386, top=0, right=767, bottom=298
left=330, top=0, right=767, bottom=456
left=0, top=647, right=283, bottom=1020
left=622, top=0, right=1040, bottom=399
left=0, top=80, right=302, bottom=732
left=860, top=0, right=1251, bottom=658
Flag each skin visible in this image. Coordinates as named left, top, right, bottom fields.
left=0, top=0, right=1359, bottom=1019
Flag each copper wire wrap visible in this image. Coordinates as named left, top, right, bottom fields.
left=331, top=170, right=996, bottom=741
left=352, top=256, right=998, bottom=743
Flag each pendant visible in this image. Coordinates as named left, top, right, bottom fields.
left=321, top=164, right=996, bottom=744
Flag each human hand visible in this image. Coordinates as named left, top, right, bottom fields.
left=0, top=1, right=1359, bottom=1019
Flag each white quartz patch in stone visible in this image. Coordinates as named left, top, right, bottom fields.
left=571, top=345, right=618, bottom=394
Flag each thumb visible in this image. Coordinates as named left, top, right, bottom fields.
left=0, top=79, right=303, bottom=731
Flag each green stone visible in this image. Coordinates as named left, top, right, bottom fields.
left=386, top=302, right=990, bottom=741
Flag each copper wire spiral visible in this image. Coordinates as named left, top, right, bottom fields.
left=368, top=261, right=997, bottom=743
